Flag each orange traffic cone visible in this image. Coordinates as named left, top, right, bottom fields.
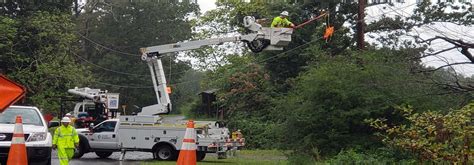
left=7, top=115, right=28, bottom=165
left=177, top=120, right=197, bottom=165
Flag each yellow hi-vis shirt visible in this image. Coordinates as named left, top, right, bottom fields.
left=53, top=125, right=79, bottom=148
left=271, top=16, right=293, bottom=28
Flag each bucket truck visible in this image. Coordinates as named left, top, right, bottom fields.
left=74, top=16, right=290, bottom=161
left=64, top=87, right=119, bottom=128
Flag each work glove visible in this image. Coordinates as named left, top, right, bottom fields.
left=75, top=143, right=79, bottom=148
left=52, top=144, right=57, bottom=150
left=290, top=24, right=296, bottom=29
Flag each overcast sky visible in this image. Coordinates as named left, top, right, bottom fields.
left=197, top=0, right=216, bottom=14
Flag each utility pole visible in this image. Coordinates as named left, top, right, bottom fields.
left=357, top=0, right=366, bottom=50
left=74, top=0, right=79, bottom=18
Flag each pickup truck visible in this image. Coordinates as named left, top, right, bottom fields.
left=0, top=106, right=53, bottom=165
left=74, top=118, right=244, bottom=161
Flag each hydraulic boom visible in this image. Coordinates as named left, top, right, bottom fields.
left=135, top=16, right=293, bottom=118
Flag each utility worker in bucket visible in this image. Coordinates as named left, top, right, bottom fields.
left=53, top=117, right=79, bottom=165
left=271, top=11, right=295, bottom=28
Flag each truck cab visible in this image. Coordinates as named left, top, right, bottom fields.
left=74, top=119, right=120, bottom=159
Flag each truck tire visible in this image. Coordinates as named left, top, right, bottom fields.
left=154, top=145, right=177, bottom=161
left=217, top=152, right=227, bottom=159
left=73, top=143, right=85, bottom=158
left=95, top=151, right=113, bottom=158
left=43, top=158, right=51, bottom=165
left=197, top=151, right=206, bottom=161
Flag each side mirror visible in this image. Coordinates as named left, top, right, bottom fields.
left=89, top=123, right=95, bottom=131
left=48, top=121, right=60, bottom=128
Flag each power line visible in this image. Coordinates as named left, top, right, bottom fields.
left=72, top=52, right=190, bottom=77
left=76, top=32, right=141, bottom=57
left=92, top=81, right=154, bottom=89
left=71, top=52, right=150, bottom=77
left=91, top=78, right=203, bottom=89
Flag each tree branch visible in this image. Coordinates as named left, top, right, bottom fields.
left=421, top=62, right=473, bottom=72
left=421, top=36, right=474, bottom=62
left=415, top=46, right=458, bottom=60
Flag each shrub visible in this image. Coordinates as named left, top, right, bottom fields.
left=368, top=103, right=473, bottom=163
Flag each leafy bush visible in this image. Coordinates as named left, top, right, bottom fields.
left=369, top=103, right=473, bottom=163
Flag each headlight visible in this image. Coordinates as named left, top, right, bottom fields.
left=27, top=132, right=47, bottom=142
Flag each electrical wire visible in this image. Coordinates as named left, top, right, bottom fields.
left=71, top=52, right=150, bottom=77
left=76, top=32, right=141, bottom=57
left=91, top=78, right=203, bottom=89
left=72, top=52, right=190, bottom=77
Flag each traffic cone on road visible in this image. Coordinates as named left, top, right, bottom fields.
left=177, top=120, right=197, bottom=165
left=7, top=115, right=28, bottom=165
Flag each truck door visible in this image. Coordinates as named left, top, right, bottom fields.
left=89, top=121, right=119, bottom=149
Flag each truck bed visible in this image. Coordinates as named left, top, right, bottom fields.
left=118, top=121, right=231, bottom=152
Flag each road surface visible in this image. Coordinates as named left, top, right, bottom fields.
left=51, top=150, right=154, bottom=165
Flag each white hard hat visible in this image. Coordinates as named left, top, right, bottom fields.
left=280, top=11, right=289, bottom=16
left=65, top=113, right=72, bottom=116
left=61, top=117, right=71, bottom=123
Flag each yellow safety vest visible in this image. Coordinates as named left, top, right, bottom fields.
left=271, top=16, right=293, bottom=28
left=53, top=125, right=79, bottom=148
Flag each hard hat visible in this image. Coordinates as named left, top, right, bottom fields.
left=65, top=113, right=72, bottom=116
left=280, top=11, right=289, bottom=16
left=61, top=117, right=71, bottom=123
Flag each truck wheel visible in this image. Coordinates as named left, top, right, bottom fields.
left=154, top=145, right=176, bottom=161
left=95, top=151, right=113, bottom=158
left=217, top=152, right=227, bottom=159
left=42, top=157, right=51, bottom=165
left=73, top=143, right=85, bottom=158
left=197, top=151, right=206, bottom=161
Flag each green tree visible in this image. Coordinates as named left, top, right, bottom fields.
left=274, top=48, right=469, bottom=158
left=202, top=55, right=278, bottom=148
left=369, top=103, right=473, bottom=163
left=75, top=1, right=199, bottom=111
left=0, top=16, right=18, bottom=73
left=0, top=11, right=92, bottom=113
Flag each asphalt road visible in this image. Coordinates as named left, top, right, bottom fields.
left=51, top=150, right=154, bottom=165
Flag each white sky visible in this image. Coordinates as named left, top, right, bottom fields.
left=197, top=0, right=217, bottom=14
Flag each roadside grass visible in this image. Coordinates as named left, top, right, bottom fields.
left=144, top=150, right=288, bottom=165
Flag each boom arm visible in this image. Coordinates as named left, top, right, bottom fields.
left=138, top=16, right=293, bottom=116
left=141, top=36, right=251, bottom=56
left=68, top=87, right=107, bottom=103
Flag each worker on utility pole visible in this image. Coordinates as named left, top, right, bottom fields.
left=271, top=11, right=295, bottom=28
left=53, top=117, right=79, bottom=165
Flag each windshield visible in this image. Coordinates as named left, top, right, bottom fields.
left=0, top=107, right=43, bottom=126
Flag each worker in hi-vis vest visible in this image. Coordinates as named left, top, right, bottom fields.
left=53, top=117, right=79, bottom=165
left=271, top=11, right=295, bottom=28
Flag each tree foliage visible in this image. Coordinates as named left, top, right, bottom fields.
left=0, top=11, right=92, bottom=113
left=202, top=55, right=277, bottom=148
left=274, top=48, right=470, bottom=157
left=369, top=103, right=473, bottom=163
left=75, top=1, right=199, bottom=112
